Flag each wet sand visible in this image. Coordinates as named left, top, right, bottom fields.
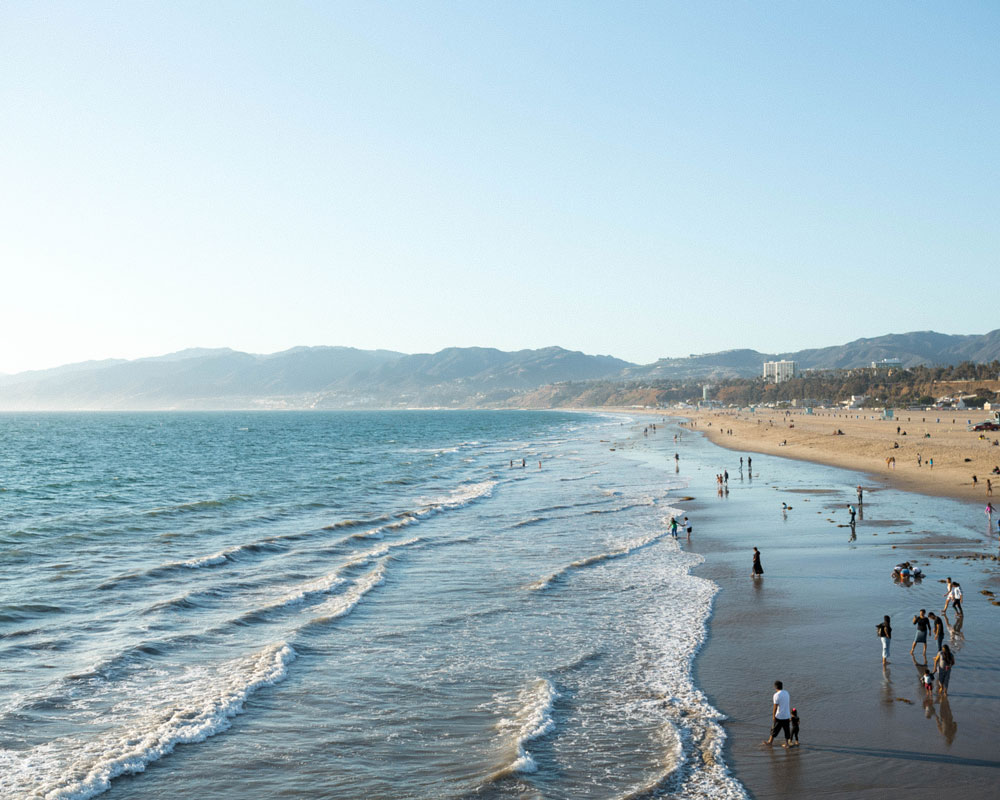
left=657, top=421, right=1000, bottom=799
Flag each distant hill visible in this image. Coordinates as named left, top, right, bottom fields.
left=781, top=330, right=1000, bottom=370
left=0, top=346, right=631, bottom=410
left=624, top=330, right=1000, bottom=380
left=623, top=348, right=768, bottom=381
left=0, top=347, right=405, bottom=410
left=1, top=330, right=997, bottom=410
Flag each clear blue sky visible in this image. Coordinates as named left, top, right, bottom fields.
left=1, top=2, right=997, bottom=373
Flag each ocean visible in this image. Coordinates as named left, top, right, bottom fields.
left=0, top=410, right=744, bottom=800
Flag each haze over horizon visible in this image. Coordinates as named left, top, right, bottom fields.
left=3, top=3, right=997, bottom=374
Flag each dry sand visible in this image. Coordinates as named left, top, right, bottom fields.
left=682, top=407, right=1000, bottom=506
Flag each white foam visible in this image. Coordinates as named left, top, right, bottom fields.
left=423, top=480, right=497, bottom=510
left=310, top=560, right=387, bottom=622
left=623, top=549, right=749, bottom=800
left=0, top=642, right=295, bottom=800
left=345, top=480, right=495, bottom=542
left=528, top=523, right=676, bottom=592
left=177, top=544, right=243, bottom=568
left=497, top=678, right=559, bottom=774
left=249, top=537, right=417, bottom=617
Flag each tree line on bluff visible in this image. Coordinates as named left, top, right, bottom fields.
left=520, top=361, right=1000, bottom=409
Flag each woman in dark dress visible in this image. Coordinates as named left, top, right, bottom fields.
left=752, top=547, right=764, bottom=577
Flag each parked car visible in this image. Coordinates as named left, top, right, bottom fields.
left=972, top=421, right=1000, bottom=431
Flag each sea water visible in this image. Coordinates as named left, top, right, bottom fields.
left=0, top=411, right=745, bottom=800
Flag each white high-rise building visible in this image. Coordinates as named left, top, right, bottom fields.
left=763, top=360, right=797, bottom=383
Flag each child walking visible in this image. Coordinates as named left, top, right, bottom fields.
left=789, top=708, right=800, bottom=747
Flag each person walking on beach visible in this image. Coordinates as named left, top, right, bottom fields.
left=942, top=577, right=954, bottom=613
left=934, top=644, right=955, bottom=696
left=848, top=504, right=857, bottom=526
left=752, top=547, right=764, bottom=578
left=684, top=516, right=692, bottom=538
left=747, top=456, right=752, bottom=472
left=951, top=582, right=963, bottom=615
left=911, top=609, right=930, bottom=660
left=857, top=485, right=863, bottom=504
left=763, top=680, right=792, bottom=748
left=876, top=615, right=892, bottom=666
left=789, top=708, right=800, bottom=747
left=929, top=612, right=944, bottom=652
left=669, top=517, right=679, bottom=538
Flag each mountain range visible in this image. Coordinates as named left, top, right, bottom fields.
left=1, top=329, right=998, bottom=410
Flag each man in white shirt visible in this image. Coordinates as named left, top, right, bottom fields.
left=951, top=583, right=964, bottom=615
left=764, top=680, right=792, bottom=747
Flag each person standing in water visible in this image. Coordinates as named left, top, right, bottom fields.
left=934, top=644, right=955, bottom=696
left=910, top=609, right=930, bottom=660
left=752, top=547, right=764, bottom=578
left=929, top=612, right=944, bottom=652
left=763, top=680, right=792, bottom=748
left=876, top=615, right=892, bottom=666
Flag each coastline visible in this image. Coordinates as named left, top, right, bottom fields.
left=644, top=415, right=1000, bottom=799
left=589, top=405, right=999, bottom=507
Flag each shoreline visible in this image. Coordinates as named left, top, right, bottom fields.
left=591, top=405, right=999, bottom=508
left=646, top=415, right=1000, bottom=799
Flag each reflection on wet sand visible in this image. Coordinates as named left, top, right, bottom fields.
left=943, top=611, right=964, bottom=649
left=937, top=696, right=958, bottom=746
left=881, top=665, right=894, bottom=707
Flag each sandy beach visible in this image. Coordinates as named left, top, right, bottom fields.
left=680, top=407, right=1000, bottom=507
left=646, top=415, right=1000, bottom=799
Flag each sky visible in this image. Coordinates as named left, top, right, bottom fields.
left=1, top=2, right=998, bottom=374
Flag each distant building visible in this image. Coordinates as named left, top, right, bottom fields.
left=871, top=358, right=902, bottom=369
left=763, top=360, right=797, bottom=384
